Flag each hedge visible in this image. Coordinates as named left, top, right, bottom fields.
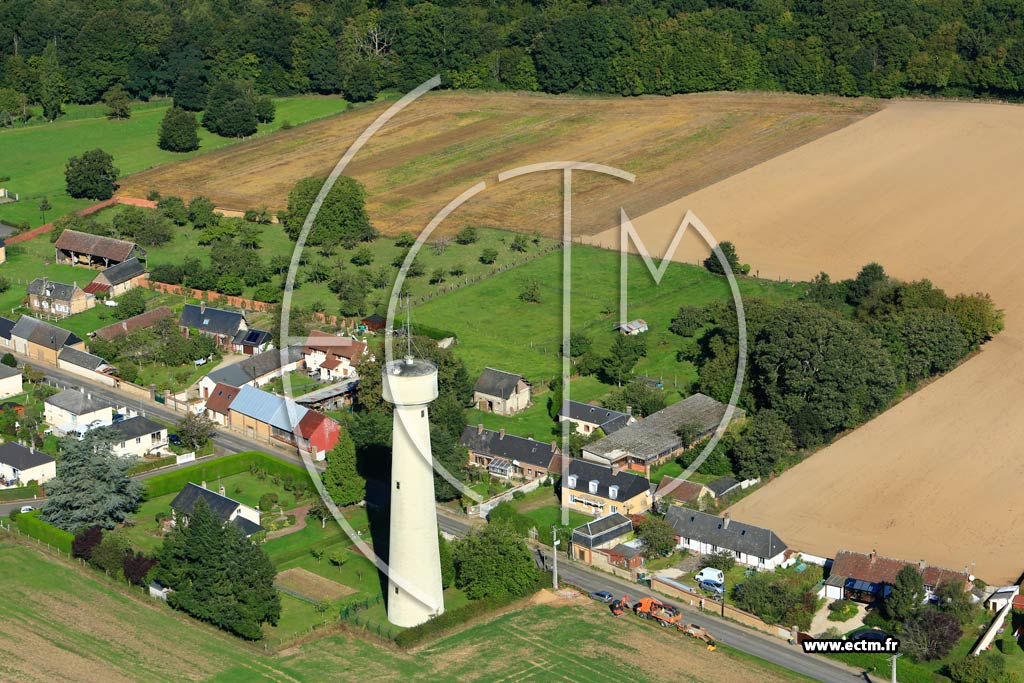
left=0, top=483, right=41, bottom=502
left=14, top=510, right=74, bottom=553
left=142, top=451, right=312, bottom=499
left=394, top=572, right=551, bottom=648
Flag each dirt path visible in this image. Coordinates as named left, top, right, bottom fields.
left=587, top=99, right=1024, bottom=584
left=266, top=504, right=310, bottom=540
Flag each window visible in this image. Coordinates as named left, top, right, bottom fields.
left=394, top=586, right=399, bottom=595
left=396, top=481, right=400, bottom=490
left=611, top=505, right=618, bottom=513
left=136, top=437, right=142, bottom=445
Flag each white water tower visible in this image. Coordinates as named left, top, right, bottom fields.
left=382, top=356, right=445, bottom=627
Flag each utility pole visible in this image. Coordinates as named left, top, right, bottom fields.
left=888, top=653, right=902, bottom=683
left=552, top=526, right=560, bottom=590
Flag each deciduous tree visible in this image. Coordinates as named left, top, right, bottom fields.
left=65, top=149, right=119, bottom=200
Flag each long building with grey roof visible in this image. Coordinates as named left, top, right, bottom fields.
left=582, top=393, right=745, bottom=475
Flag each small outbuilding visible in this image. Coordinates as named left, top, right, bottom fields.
left=473, top=367, right=531, bottom=416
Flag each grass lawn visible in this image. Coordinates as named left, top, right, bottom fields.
left=265, top=370, right=325, bottom=396
left=523, top=504, right=592, bottom=530
left=0, top=96, right=350, bottom=229
left=418, top=244, right=804, bottom=387
left=649, top=459, right=722, bottom=485
left=0, top=542, right=816, bottom=682
left=467, top=401, right=559, bottom=440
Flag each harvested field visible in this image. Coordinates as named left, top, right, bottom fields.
left=119, top=91, right=878, bottom=237
left=0, top=542, right=808, bottom=682
left=276, top=567, right=355, bottom=602
left=590, top=99, right=1024, bottom=584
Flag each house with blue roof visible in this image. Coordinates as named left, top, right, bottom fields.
left=226, top=384, right=340, bottom=460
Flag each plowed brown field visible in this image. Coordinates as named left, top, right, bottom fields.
left=119, top=91, right=877, bottom=237
left=590, top=99, right=1024, bottom=584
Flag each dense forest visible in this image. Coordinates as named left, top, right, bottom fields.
left=4, top=0, right=1024, bottom=118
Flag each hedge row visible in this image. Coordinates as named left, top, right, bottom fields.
left=142, top=451, right=311, bottom=499
left=394, top=572, right=551, bottom=648
left=15, top=511, right=73, bottom=553
left=126, top=455, right=177, bottom=476
left=0, top=483, right=41, bottom=502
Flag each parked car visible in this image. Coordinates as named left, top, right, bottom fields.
left=849, top=629, right=892, bottom=643
left=589, top=590, right=614, bottom=603
left=699, top=580, right=725, bottom=595
left=695, top=567, right=726, bottom=584
left=19, top=505, right=34, bottom=513
left=168, top=434, right=182, bottom=446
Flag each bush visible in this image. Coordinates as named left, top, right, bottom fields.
left=699, top=550, right=736, bottom=572
left=0, top=353, right=15, bottom=367
left=480, top=248, right=498, bottom=264
left=827, top=600, right=858, bottom=622
left=258, top=492, right=279, bottom=511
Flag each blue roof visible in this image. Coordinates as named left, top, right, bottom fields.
left=229, top=385, right=307, bottom=432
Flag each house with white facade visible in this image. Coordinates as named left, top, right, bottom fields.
left=664, top=508, right=789, bottom=571
left=303, top=331, right=369, bottom=382
left=44, top=389, right=116, bottom=435
left=105, top=416, right=168, bottom=459
left=0, top=442, right=56, bottom=486
left=169, top=482, right=264, bottom=537
left=0, top=364, right=22, bottom=399
left=197, top=345, right=305, bottom=399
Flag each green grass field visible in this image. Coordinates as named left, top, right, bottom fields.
left=418, top=244, right=803, bottom=388
left=0, top=541, right=811, bottom=682
left=0, top=96, right=349, bottom=228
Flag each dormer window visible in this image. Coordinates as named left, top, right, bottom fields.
left=567, top=474, right=577, bottom=488
left=609, top=485, right=619, bottom=500
left=588, top=480, right=599, bottom=494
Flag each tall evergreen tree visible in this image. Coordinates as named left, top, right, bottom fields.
left=41, top=429, right=142, bottom=531
left=155, top=499, right=280, bottom=639
left=172, top=70, right=207, bottom=111
left=323, top=429, right=365, bottom=506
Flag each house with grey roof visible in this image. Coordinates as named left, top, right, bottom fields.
left=460, top=424, right=560, bottom=480
left=664, top=508, right=789, bottom=570
left=473, top=367, right=531, bottom=416
left=198, top=345, right=305, bottom=399
left=10, top=315, right=85, bottom=364
left=0, top=364, right=22, bottom=399
left=44, top=389, right=116, bottom=434
left=105, top=416, right=168, bottom=458
left=582, top=393, right=745, bottom=476
left=561, top=459, right=652, bottom=517
left=26, top=277, right=96, bottom=319
left=83, top=257, right=148, bottom=297
left=559, top=400, right=636, bottom=437
left=0, top=442, right=56, bottom=486
left=179, top=302, right=272, bottom=354
left=571, top=512, right=634, bottom=564
left=170, top=482, right=263, bottom=537
left=0, top=316, right=16, bottom=350
left=57, top=347, right=115, bottom=385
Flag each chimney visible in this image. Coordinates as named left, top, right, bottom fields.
left=918, top=559, right=926, bottom=571
left=219, top=485, right=226, bottom=496
left=722, top=513, right=731, bottom=529
left=550, top=440, right=557, bottom=453
left=199, top=301, right=206, bottom=314
left=201, top=480, right=207, bottom=489
left=498, top=428, right=505, bottom=440
left=869, top=548, right=877, bottom=562
left=626, top=406, right=632, bottom=416
left=477, top=423, right=484, bottom=435
left=121, top=321, right=127, bottom=332
left=611, top=462, right=620, bottom=475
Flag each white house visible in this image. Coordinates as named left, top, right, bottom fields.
left=44, top=389, right=116, bottom=434
left=170, top=482, right=264, bottom=537
left=615, top=319, right=648, bottom=335
left=105, top=416, right=168, bottom=459
left=303, top=331, right=369, bottom=382
left=0, top=364, right=22, bottom=399
left=558, top=400, right=635, bottom=436
left=664, top=508, right=789, bottom=571
left=197, top=345, right=305, bottom=399
left=0, top=442, right=56, bottom=486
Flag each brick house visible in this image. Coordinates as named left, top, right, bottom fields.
left=460, top=424, right=560, bottom=480
left=27, top=278, right=96, bottom=319
left=473, top=367, right=531, bottom=416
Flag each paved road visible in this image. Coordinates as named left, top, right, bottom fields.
left=8, top=359, right=879, bottom=682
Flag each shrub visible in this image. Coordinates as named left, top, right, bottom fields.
left=15, top=510, right=74, bottom=553
left=0, top=353, right=15, bottom=367
left=480, top=248, right=498, bottom=264
left=827, top=600, right=858, bottom=622
left=699, top=550, right=736, bottom=572
left=258, top=492, right=279, bottom=511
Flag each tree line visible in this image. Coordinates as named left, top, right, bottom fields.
left=6, top=0, right=1024, bottom=124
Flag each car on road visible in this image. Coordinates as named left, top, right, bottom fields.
left=589, top=590, right=614, bottom=602
left=699, top=580, right=725, bottom=595
left=20, top=505, right=34, bottom=513
left=168, top=434, right=182, bottom=446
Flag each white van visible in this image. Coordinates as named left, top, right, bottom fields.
left=695, top=567, right=725, bottom=585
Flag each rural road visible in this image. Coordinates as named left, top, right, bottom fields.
left=5, top=358, right=878, bottom=682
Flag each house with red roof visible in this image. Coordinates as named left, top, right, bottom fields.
left=823, top=549, right=972, bottom=603
left=303, top=330, right=370, bottom=382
